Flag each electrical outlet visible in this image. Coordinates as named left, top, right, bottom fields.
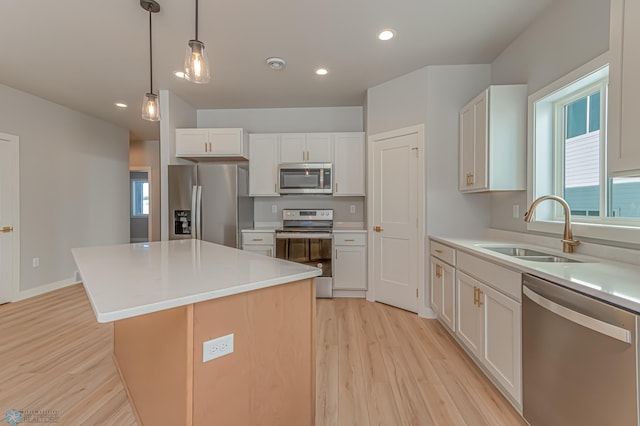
left=271, top=204, right=277, bottom=213
left=32, top=257, right=39, bottom=268
left=350, top=205, right=356, bottom=214
left=512, top=204, right=520, bottom=219
left=203, top=333, right=234, bottom=362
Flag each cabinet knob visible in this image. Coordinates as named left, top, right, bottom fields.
left=373, top=226, right=383, bottom=232
left=1, top=226, right=13, bottom=233
left=466, top=173, right=474, bottom=186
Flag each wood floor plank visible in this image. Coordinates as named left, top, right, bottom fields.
left=2, top=286, right=526, bottom=426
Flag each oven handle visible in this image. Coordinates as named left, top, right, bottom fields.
left=523, top=286, right=632, bottom=344
left=276, top=232, right=333, bottom=239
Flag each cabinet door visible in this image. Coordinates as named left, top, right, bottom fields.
left=176, top=129, right=209, bottom=156
left=333, top=245, right=366, bottom=290
left=243, top=245, right=274, bottom=257
left=334, top=133, right=365, bottom=196
left=459, top=91, right=488, bottom=192
left=249, top=134, right=280, bottom=196
left=456, top=271, right=483, bottom=358
left=440, top=262, right=455, bottom=331
left=209, top=129, right=242, bottom=156
left=608, top=0, right=640, bottom=175
left=480, top=282, right=522, bottom=405
left=279, top=134, right=306, bottom=163
left=430, top=258, right=443, bottom=316
left=305, top=134, right=333, bottom=162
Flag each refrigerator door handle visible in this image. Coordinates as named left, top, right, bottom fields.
left=191, top=185, right=198, bottom=239
left=195, top=185, right=203, bottom=240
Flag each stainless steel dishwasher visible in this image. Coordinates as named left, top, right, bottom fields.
left=522, top=274, right=639, bottom=426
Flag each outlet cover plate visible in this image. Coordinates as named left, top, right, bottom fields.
left=203, top=333, right=234, bottom=362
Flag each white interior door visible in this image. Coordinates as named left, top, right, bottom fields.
left=370, top=127, right=422, bottom=313
left=0, top=133, right=19, bottom=303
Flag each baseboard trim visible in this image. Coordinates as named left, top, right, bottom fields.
left=16, top=277, right=79, bottom=302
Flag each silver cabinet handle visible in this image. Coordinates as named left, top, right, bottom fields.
left=252, top=238, right=264, bottom=241
left=523, top=286, right=632, bottom=344
left=344, top=239, right=355, bottom=242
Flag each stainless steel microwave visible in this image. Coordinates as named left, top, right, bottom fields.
left=278, top=163, right=332, bottom=194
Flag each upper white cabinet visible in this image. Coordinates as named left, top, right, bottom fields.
left=333, top=133, right=365, bottom=196
left=459, top=85, right=527, bottom=192
left=608, top=0, right=640, bottom=176
left=279, top=133, right=332, bottom=163
left=176, top=128, right=248, bottom=159
left=249, top=134, right=280, bottom=196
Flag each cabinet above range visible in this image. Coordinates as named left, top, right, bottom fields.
left=248, top=132, right=365, bottom=197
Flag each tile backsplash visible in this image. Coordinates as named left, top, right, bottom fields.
left=254, top=196, right=365, bottom=223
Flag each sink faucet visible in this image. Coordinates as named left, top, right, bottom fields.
left=524, top=195, right=580, bottom=253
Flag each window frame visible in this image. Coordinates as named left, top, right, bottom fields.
left=527, top=52, right=640, bottom=244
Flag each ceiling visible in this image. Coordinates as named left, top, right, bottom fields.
left=0, top=0, right=554, bottom=141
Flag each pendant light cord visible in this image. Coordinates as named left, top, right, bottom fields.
left=149, top=8, right=153, bottom=94
left=195, top=0, right=199, bottom=40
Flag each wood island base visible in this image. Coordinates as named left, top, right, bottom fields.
left=112, top=279, right=316, bottom=426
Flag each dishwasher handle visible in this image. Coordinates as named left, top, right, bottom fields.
left=523, top=286, right=632, bottom=344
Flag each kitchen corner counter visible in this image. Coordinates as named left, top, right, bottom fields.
left=72, top=239, right=321, bottom=323
left=430, top=235, right=640, bottom=313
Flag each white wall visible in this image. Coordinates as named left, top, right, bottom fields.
left=0, top=84, right=129, bottom=295
left=159, top=90, right=197, bottom=240
left=197, top=106, right=363, bottom=133
left=130, top=140, right=161, bottom=241
left=489, top=0, right=611, bottom=233
left=366, top=64, right=492, bottom=316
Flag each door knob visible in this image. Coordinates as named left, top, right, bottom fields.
left=373, top=226, right=383, bottom=232
left=1, top=226, right=13, bottom=233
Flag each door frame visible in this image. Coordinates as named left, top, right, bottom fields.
left=366, top=124, right=426, bottom=316
left=130, top=166, right=153, bottom=242
left=0, top=133, right=20, bottom=302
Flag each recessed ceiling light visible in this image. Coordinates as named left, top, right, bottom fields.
left=315, top=68, right=328, bottom=76
left=174, top=71, right=186, bottom=79
left=378, top=29, right=395, bottom=41
left=266, top=57, right=286, bottom=70
left=115, top=103, right=128, bottom=108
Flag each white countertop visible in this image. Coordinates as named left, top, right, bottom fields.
left=430, top=235, right=640, bottom=313
left=72, top=240, right=322, bottom=323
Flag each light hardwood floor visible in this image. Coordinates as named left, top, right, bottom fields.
left=0, top=285, right=524, bottom=425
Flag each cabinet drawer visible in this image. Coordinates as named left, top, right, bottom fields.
left=457, top=251, right=521, bottom=301
left=430, top=241, right=456, bottom=265
left=334, top=233, right=366, bottom=246
left=242, top=232, right=275, bottom=246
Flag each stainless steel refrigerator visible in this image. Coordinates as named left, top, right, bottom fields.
left=168, top=163, right=253, bottom=248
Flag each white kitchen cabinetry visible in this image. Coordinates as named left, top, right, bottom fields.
left=279, top=133, right=332, bottom=163
left=176, top=128, right=248, bottom=159
left=333, top=233, right=367, bottom=291
left=608, top=0, right=640, bottom=175
left=249, top=134, right=280, bottom=196
left=241, top=231, right=275, bottom=257
left=459, top=85, right=527, bottom=192
left=456, top=251, right=522, bottom=408
left=429, top=241, right=456, bottom=331
left=333, top=133, right=365, bottom=196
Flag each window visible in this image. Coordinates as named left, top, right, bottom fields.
left=529, top=53, right=640, bottom=243
left=131, top=179, right=149, bottom=217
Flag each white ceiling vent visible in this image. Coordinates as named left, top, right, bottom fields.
left=266, top=57, right=286, bottom=70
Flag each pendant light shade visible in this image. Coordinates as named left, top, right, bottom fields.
left=142, top=93, right=159, bottom=121
left=141, top=0, right=160, bottom=121
left=184, top=0, right=210, bottom=83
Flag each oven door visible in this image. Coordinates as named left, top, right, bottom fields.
left=276, top=232, right=332, bottom=298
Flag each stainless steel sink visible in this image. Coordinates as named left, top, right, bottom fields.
left=482, top=246, right=581, bottom=263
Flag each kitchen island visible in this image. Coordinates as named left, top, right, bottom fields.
left=72, top=239, right=321, bottom=426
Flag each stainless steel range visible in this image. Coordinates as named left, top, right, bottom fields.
left=276, top=209, right=333, bottom=298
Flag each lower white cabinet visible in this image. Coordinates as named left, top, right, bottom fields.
left=241, top=231, right=275, bottom=257
left=430, top=257, right=456, bottom=331
left=333, top=233, right=367, bottom=291
left=455, top=266, right=522, bottom=408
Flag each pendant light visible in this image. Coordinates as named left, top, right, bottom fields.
left=184, top=0, right=211, bottom=83
left=141, top=0, right=160, bottom=121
